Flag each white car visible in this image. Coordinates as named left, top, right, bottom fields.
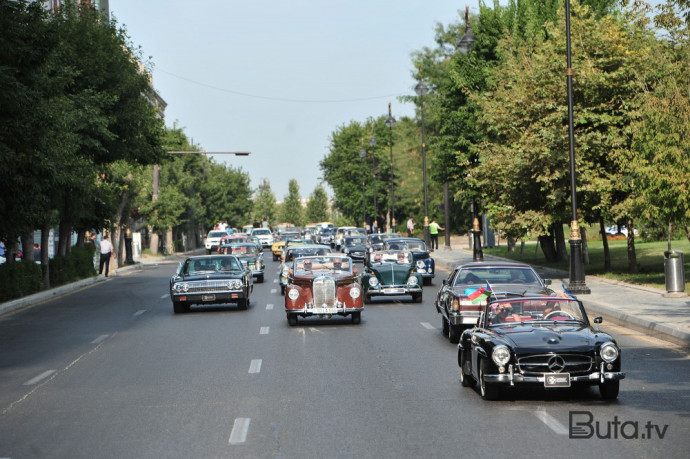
left=204, top=230, right=230, bottom=254
left=251, top=228, right=274, bottom=248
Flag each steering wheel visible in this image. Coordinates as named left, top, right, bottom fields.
left=544, top=310, right=576, bottom=320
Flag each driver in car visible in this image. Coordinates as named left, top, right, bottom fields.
left=491, top=304, right=522, bottom=324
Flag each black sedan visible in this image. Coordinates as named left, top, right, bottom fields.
left=383, top=237, right=435, bottom=285
left=458, top=296, right=625, bottom=400
left=341, top=235, right=368, bottom=262
left=169, top=255, right=253, bottom=313
left=435, top=262, right=553, bottom=343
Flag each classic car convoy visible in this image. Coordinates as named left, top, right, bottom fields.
left=172, top=226, right=625, bottom=402
left=457, top=297, right=625, bottom=400
left=284, top=255, right=363, bottom=325
left=435, top=262, right=554, bottom=343
left=169, top=255, right=253, bottom=313
left=362, top=250, right=423, bottom=303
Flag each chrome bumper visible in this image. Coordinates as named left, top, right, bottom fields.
left=449, top=312, right=480, bottom=326
left=484, top=363, right=626, bottom=385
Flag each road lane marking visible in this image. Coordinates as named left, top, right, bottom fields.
left=24, top=370, right=57, bottom=386
left=133, top=310, right=146, bottom=317
left=420, top=322, right=435, bottom=330
left=260, top=327, right=270, bottom=335
left=229, top=417, right=251, bottom=445
left=270, top=289, right=277, bottom=294
left=160, top=294, right=169, bottom=299
left=533, top=408, right=568, bottom=435
left=266, top=304, right=274, bottom=310
left=91, top=335, right=109, bottom=344
left=273, top=279, right=278, bottom=283
left=248, top=359, right=262, bottom=374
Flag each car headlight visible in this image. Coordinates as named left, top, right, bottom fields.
left=492, top=345, right=511, bottom=366
left=600, top=342, right=619, bottom=363
left=416, top=260, right=425, bottom=268
left=349, top=287, right=361, bottom=299
left=368, top=277, right=379, bottom=287
left=174, top=283, right=189, bottom=293
left=407, top=276, right=418, bottom=285
left=227, top=280, right=241, bottom=290
left=287, top=288, right=299, bottom=300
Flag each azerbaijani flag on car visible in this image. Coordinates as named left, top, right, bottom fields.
left=468, top=281, right=493, bottom=304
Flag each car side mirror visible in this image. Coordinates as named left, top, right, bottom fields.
left=544, top=279, right=552, bottom=285
left=593, top=316, right=603, bottom=324
left=442, top=279, right=447, bottom=286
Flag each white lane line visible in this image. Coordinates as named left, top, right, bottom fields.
left=270, top=289, right=277, bottom=294
left=533, top=409, right=568, bottom=435
left=260, top=327, right=270, bottom=335
left=91, top=334, right=109, bottom=344
left=160, top=294, right=169, bottom=299
left=229, top=417, right=251, bottom=445
left=266, top=304, right=274, bottom=310
left=248, top=359, right=262, bottom=374
left=420, top=322, right=435, bottom=330
left=133, top=310, right=146, bottom=317
left=23, top=370, right=57, bottom=386
left=273, top=279, right=279, bottom=283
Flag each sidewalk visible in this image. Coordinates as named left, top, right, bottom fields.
left=431, top=236, right=690, bottom=348
left=0, top=251, right=195, bottom=317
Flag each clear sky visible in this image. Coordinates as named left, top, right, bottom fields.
left=110, top=1, right=479, bottom=200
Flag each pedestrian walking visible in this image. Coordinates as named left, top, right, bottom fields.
left=407, top=217, right=415, bottom=237
left=99, top=235, right=114, bottom=277
left=428, top=219, right=445, bottom=251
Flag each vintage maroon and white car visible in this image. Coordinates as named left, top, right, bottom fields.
left=284, top=255, right=363, bottom=325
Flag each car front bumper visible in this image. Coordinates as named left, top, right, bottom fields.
left=484, top=363, right=626, bottom=386
left=171, top=290, right=246, bottom=305
left=367, top=285, right=422, bottom=297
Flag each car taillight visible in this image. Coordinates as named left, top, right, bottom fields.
left=451, top=298, right=460, bottom=312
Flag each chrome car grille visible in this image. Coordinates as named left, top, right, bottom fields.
left=186, top=280, right=239, bottom=293
left=313, top=278, right=336, bottom=307
left=517, top=354, right=593, bottom=375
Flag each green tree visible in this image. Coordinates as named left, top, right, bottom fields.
left=253, top=179, right=278, bottom=226
left=306, top=184, right=330, bottom=223
left=279, top=179, right=305, bottom=227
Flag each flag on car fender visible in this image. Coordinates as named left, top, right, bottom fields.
left=468, top=281, right=492, bottom=303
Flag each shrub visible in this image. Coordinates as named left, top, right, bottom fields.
left=0, top=261, right=43, bottom=302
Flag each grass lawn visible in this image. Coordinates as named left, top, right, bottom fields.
left=483, top=238, right=690, bottom=290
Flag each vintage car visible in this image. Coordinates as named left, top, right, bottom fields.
left=285, top=255, right=363, bottom=325
left=383, top=237, right=435, bottom=285
left=169, top=255, right=253, bottom=313
left=219, top=242, right=265, bottom=283
left=204, top=229, right=231, bottom=254
left=317, top=227, right=336, bottom=246
left=458, top=296, right=625, bottom=400
left=340, top=235, right=368, bottom=262
left=278, top=244, right=331, bottom=294
left=251, top=227, right=274, bottom=248
left=362, top=250, right=423, bottom=303
left=216, top=234, right=249, bottom=253
left=333, top=227, right=366, bottom=250
left=435, top=262, right=553, bottom=343
left=366, top=233, right=402, bottom=251
left=270, top=231, right=302, bottom=261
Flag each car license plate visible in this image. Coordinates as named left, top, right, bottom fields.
left=544, top=373, right=570, bottom=388
left=201, top=294, right=216, bottom=302
left=383, top=288, right=405, bottom=294
left=313, top=308, right=338, bottom=314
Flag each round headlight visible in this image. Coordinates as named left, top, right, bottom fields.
left=416, top=260, right=425, bottom=269
left=287, top=288, right=299, bottom=300
left=350, top=287, right=361, bottom=299
left=492, top=345, right=511, bottom=366
left=368, top=277, right=379, bottom=287
left=407, top=276, right=419, bottom=285
left=600, top=342, right=619, bottom=363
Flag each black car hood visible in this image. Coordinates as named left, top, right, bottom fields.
left=492, top=323, right=611, bottom=354
left=175, top=271, right=245, bottom=281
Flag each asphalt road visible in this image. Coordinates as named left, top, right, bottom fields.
left=0, top=256, right=688, bottom=458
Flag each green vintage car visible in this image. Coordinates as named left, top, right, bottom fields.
left=362, top=250, right=423, bottom=303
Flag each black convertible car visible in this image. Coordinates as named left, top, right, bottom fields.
left=169, top=255, right=253, bottom=313
left=458, top=296, right=625, bottom=400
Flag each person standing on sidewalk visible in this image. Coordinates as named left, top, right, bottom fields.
left=99, top=235, right=113, bottom=277
left=407, top=217, right=415, bottom=237
left=428, top=219, right=444, bottom=251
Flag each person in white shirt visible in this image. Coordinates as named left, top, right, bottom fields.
left=99, top=235, right=114, bottom=277
left=407, top=217, right=415, bottom=237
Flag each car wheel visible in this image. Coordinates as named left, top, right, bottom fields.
left=479, top=359, right=500, bottom=400
left=351, top=312, right=361, bottom=324
left=599, top=380, right=620, bottom=400
left=459, top=350, right=476, bottom=388
left=412, top=292, right=423, bottom=303
left=448, top=324, right=461, bottom=344
left=280, top=285, right=285, bottom=295
left=363, top=293, right=371, bottom=304
left=173, top=302, right=187, bottom=314
left=442, top=316, right=449, bottom=336
left=423, top=277, right=432, bottom=286
left=273, top=254, right=279, bottom=261
left=257, top=274, right=264, bottom=283
left=287, top=314, right=298, bottom=326
left=237, top=298, right=248, bottom=310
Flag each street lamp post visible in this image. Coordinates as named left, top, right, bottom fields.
left=564, top=0, right=590, bottom=294
left=385, top=102, right=396, bottom=232
left=370, top=136, right=378, bottom=233
left=415, top=80, right=431, bottom=247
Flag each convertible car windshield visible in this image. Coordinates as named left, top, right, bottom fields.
left=487, top=298, right=584, bottom=325
left=453, top=267, right=540, bottom=286
left=371, top=250, right=412, bottom=265
left=225, top=244, right=259, bottom=256
left=183, top=256, right=242, bottom=274
left=294, top=256, right=352, bottom=274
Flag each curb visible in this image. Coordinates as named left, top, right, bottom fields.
left=0, top=276, right=102, bottom=317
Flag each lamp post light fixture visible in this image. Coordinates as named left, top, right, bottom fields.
left=564, top=0, right=590, bottom=294
left=415, top=80, right=431, bottom=248
left=385, top=102, right=396, bottom=232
